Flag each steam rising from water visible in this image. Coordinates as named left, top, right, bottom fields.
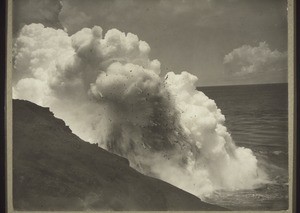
left=13, top=24, right=268, bottom=198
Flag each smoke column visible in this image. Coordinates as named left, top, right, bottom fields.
left=13, top=24, right=269, bottom=198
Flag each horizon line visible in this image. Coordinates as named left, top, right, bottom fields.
left=197, top=82, right=288, bottom=88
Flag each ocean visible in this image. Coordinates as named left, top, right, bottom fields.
left=198, top=83, right=289, bottom=211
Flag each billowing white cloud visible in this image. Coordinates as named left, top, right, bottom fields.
left=223, top=42, right=287, bottom=83
left=14, top=0, right=288, bottom=86
left=13, top=23, right=268, bottom=199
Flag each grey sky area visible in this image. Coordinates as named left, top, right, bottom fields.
left=13, top=0, right=288, bottom=86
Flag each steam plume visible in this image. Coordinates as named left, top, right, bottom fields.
left=13, top=24, right=268, bottom=198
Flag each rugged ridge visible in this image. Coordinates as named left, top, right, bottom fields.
left=13, top=99, right=226, bottom=211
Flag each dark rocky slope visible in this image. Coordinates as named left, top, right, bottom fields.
left=13, top=99, right=226, bottom=211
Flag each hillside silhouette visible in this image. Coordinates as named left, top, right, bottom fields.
left=13, top=99, right=226, bottom=211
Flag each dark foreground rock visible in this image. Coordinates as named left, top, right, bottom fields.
left=13, top=99, right=226, bottom=211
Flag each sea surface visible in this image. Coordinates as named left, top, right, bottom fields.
left=198, top=83, right=289, bottom=211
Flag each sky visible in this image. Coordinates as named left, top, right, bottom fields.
left=13, top=0, right=288, bottom=86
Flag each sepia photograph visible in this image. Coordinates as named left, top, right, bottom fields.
left=6, top=0, right=295, bottom=212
